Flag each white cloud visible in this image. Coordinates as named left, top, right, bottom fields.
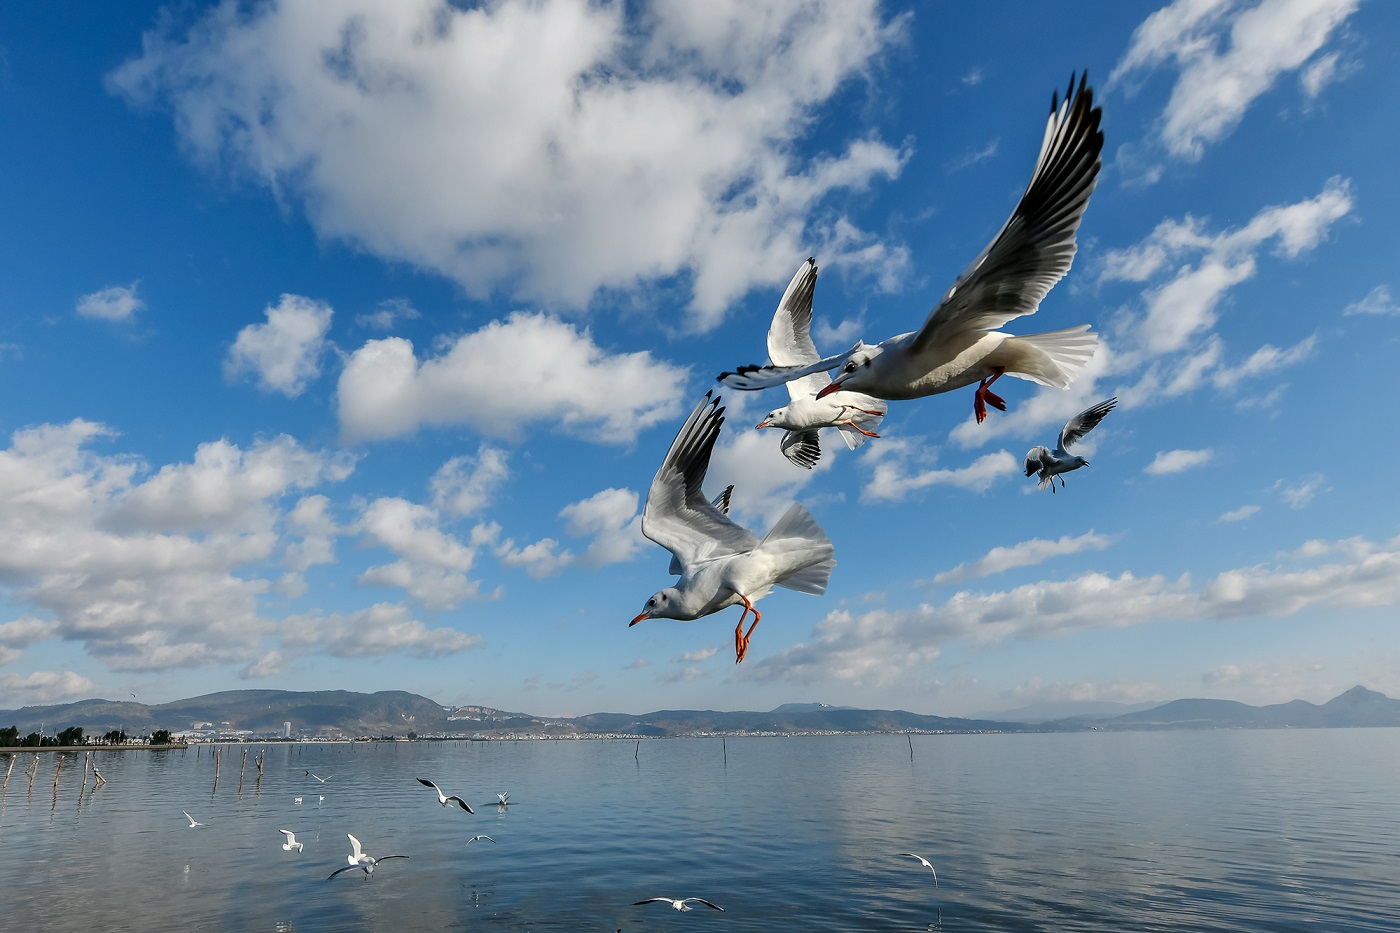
left=356, top=297, right=421, bottom=331
left=77, top=283, right=144, bottom=322
left=430, top=446, right=511, bottom=519
left=356, top=497, right=484, bottom=609
left=679, top=647, right=719, bottom=664
left=0, top=671, right=97, bottom=704
left=1144, top=448, right=1214, bottom=475
left=1111, top=0, right=1361, bottom=164
left=336, top=313, right=688, bottom=444
left=0, top=616, right=58, bottom=666
left=1217, top=504, right=1261, bottom=523
left=931, top=531, right=1114, bottom=586
left=1212, top=333, right=1317, bottom=388
left=225, top=294, right=334, bottom=397
left=862, top=440, right=1017, bottom=502
left=280, top=602, right=480, bottom=658
left=1343, top=285, right=1398, bottom=317
left=497, top=487, right=644, bottom=578
left=753, top=532, right=1400, bottom=688
left=109, top=0, right=910, bottom=329
left=1275, top=473, right=1327, bottom=508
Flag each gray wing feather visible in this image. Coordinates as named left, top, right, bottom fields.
left=1057, top=397, right=1116, bottom=451
left=779, top=429, right=822, bottom=469
left=1024, top=445, right=1051, bottom=476
left=765, top=258, right=835, bottom=401
left=911, top=74, right=1104, bottom=354
left=642, top=393, right=759, bottom=569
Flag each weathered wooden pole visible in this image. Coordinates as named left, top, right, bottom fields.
left=53, top=754, right=65, bottom=789
left=29, top=754, right=39, bottom=794
left=3, top=754, right=14, bottom=791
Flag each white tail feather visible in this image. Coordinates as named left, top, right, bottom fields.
left=1007, top=325, right=1098, bottom=389
left=759, top=503, right=835, bottom=595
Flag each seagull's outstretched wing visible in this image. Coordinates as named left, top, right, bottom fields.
left=684, top=898, right=726, bottom=911
left=670, top=484, right=736, bottom=573
left=445, top=794, right=473, bottom=813
left=1057, top=397, right=1116, bottom=453
left=780, top=429, right=821, bottom=470
left=899, top=852, right=939, bottom=886
left=1024, top=445, right=1052, bottom=477
left=347, top=834, right=365, bottom=862
left=642, top=393, right=759, bottom=570
left=327, top=864, right=366, bottom=881
left=767, top=258, right=835, bottom=402
left=718, top=348, right=852, bottom=392
left=910, top=74, right=1103, bottom=354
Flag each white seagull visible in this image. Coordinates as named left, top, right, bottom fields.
left=466, top=835, right=497, bottom=846
left=720, top=75, right=1103, bottom=424
left=294, top=796, right=302, bottom=805
left=754, top=258, right=887, bottom=469
left=630, top=393, right=836, bottom=663
left=899, top=852, right=939, bottom=887
left=307, top=771, right=332, bottom=783
left=182, top=811, right=205, bottom=828
left=633, top=897, right=725, bottom=912
left=327, top=833, right=408, bottom=880
left=279, top=830, right=304, bottom=853
left=1024, top=397, right=1116, bottom=492
left=496, top=791, right=510, bottom=806
left=417, top=777, right=475, bottom=813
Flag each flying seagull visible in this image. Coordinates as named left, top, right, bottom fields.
left=754, top=258, right=887, bottom=469
left=279, top=830, right=304, bottom=853
left=466, top=835, right=497, bottom=846
left=633, top=897, right=726, bottom=912
left=327, top=833, right=408, bottom=880
left=720, top=75, right=1104, bottom=424
left=899, top=852, right=939, bottom=886
left=417, top=778, right=475, bottom=813
left=1024, top=397, right=1116, bottom=492
left=630, top=392, right=836, bottom=663
left=182, top=811, right=205, bottom=828
left=307, top=771, right=332, bottom=783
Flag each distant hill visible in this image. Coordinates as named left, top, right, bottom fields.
left=972, top=698, right=1162, bottom=723
left=2, top=685, right=1397, bottom=740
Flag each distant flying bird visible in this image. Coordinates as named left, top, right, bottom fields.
left=182, top=811, right=205, bottom=828
left=633, top=897, right=725, bottom=912
left=720, top=75, right=1104, bottom=424
left=1023, top=397, right=1116, bottom=492
left=753, top=258, right=887, bottom=469
left=279, top=830, right=303, bottom=853
left=308, top=771, right=332, bottom=783
left=466, top=835, right=497, bottom=846
left=327, top=833, right=408, bottom=880
left=630, top=393, right=836, bottom=664
left=417, top=778, right=475, bottom=813
left=899, top=853, right=938, bottom=886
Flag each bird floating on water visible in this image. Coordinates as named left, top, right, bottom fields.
left=417, top=777, right=475, bottom=813
left=496, top=791, right=510, bottom=806
left=633, top=897, right=725, bottom=912
left=1024, top=397, right=1116, bottom=492
left=182, top=811, right=205, bottom=828
left=720, top=74, right=1104, bottom=424
left=753, top=258, right=886, bottom=469
left=279, top=830, right=303, bottom=853
left=327, top=833, right=408, bottom=880
left=630, top=392, right=836, bottom=663
left=899, top=852, right=939, bottom=886
left=293, top=796, right=302, bottom=805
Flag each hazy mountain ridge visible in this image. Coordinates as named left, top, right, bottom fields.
left=2, top=686, right=1396, bottom=739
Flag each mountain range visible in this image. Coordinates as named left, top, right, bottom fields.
left=2, top=686, right=1397, bottom=740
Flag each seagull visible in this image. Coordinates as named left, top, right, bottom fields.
left=633, top=897, right=725, bottom=912
left=720, top=75, right=1104, bottom=424
left=496, top=791, right=510, bottom=806
left=753, top=258, right=887, bottom=469
left=294, top=796, right=303, bottom=805
left=279, top=830, right=304, bottom=853
left=317, top=795, right=326, bottom=806
left=417, top=777, right=475, bottom=813
left=327, top=833, right=408, bottom=880
left=308, top=772, right=332, bottom=783
left=1024, top=397, right=1116, bottom=492
left=466, top=835, right=497, bottom=846
left=630, top=392, right=836, bottom=663
left=182, top=811, right=205, bottom=828
left=899, top=853, right=939, bottom=887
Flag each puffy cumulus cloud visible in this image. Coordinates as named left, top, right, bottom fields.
left=0, top=670, right=97, bottom=705
left=0, top=421, right=365, bottom=672
left=109, top=0, right=910, bottom=328
left=753, top=533, right=1400, bottom=689
left=336, top=313, right=688, bottom=444
left=497, top=487, right=643, bottom=579
left=930, top=531, right=1114, bottom=587
left=430, top=446, right=511, bottom=519
left=278, top=494, right=342, bottom=597
left=77, top=283, right=145, bottom=322
left=225, top=294, right=334, bottom=397
left=1111, top=0, right=1361, bottom=166
left=1343, top=285, right=1398, bottom=317
left=0, top=616, right=58, bottom=665
left=1144, top=448, right=1214, bottom=475
left=356, top=497, right=484, bottom=609
left=861, top=438, right=1017, bottom=502
left=280, top=602, right=480, bottom=658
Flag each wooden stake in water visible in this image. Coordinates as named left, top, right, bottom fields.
left=3, top=754, right=14, bottom=791
left=28, top=754, right=39, bottom=795
left=723, top=736, right=727, bottom=765
left=212, top=747, right=221, bottom=794
left=53, top=754, right=64, bottom=790
left=634, top=740, right=639, bottom=761
left=909, top=734, right=914, bottom=761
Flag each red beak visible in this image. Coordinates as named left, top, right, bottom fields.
left=755, top=419, right=770, bottom=429
left=629, top=613, right=647, bottom=627
left=815, top=381, right=842, bottom=399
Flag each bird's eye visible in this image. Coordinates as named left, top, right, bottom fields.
left=647, top=598, right=655, bottom=608
left=843, top=361, right=856, bottom=373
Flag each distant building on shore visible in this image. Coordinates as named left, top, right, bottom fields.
left=282, top=721, right=292, bottom=739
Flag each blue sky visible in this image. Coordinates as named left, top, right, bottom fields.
left=2, top=0, right=1397, bottom=718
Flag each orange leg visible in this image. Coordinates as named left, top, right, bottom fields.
left=973, top=368, right=1007, bottom=424
left=734, top=596, right=761, bottom=663
left=839, top=420, right=881, bottom=438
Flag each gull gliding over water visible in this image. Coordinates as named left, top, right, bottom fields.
left=417, top=778, right=475, bottom=813
left=754, top=258, right=886, bottom=469
left=1024, top=397, right=1116, bottom=491
left=899, top=853, right=939, bottom=886
left=182, top=811, right=204, bottom=828
left=279, top=830, right=303, bottom=853
left=633, top=897, right=725, bottom=912
left=327, top=833, right=408, bottom=880
left=720, top=75, right=1104, bottom=424
left=630, top=393, right=836, bottom=663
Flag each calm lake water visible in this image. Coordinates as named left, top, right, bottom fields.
left=3, top=729, right=1398, bottom=932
